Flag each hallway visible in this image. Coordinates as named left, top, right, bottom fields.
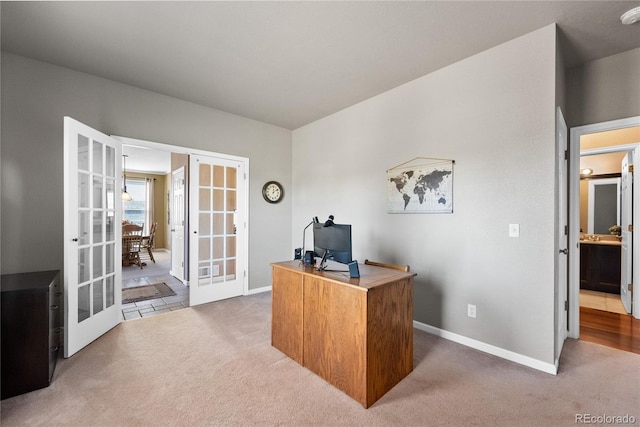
left=579, top=304, right=639, bottom=355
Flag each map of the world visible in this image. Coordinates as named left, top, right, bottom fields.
left=387, top=160, right=453, bottom=213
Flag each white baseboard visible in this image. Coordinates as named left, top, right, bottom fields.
left=247, top=285, right=272, bottom=295
left=413, top=320, right=558, bottom=375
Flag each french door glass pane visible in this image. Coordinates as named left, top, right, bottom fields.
left=93, top=141, right=103, bottom=175
left=227, top=236, right=236, bottom=257
left=106, top=243, right=115, bottom=274
left=213, top=165, right=223, bottom=187
left=93, top=245, right=103, bottom=279
left=213, top=237, right=223, bottom=258
left=213, top=213, right=223, bottom=234
left=226, top=213, right=235, bottom=234
left=106, top=215, right=115, bottom=241
left=78, top=135, right=89, bottom=171
left=93, top=176, right=103, bottom=209
left=79, top=173, right=90, bottom=208
left=79, top=211, right=90, bottom=245
left=93, top=211, right=103, bottom=244
left=226, top=190, right=236, bottom=211
left=199, top=238, right=210, bottom=261
left=78, top=284, right=90, bottom=323
left=93, top=279, right=104, bottom=315
left=78, top=247, right=90, bottom=283
left=213, top=189, right=224, bottom=210
left=106, top=276, right=115, bottom=308
left=105, top=146, right=115, bottom=178
left=200, top=213, right=211, bottom=235
left=106, top=178, right=115, bottom=212
left=226, top=168, right=236, bottom=189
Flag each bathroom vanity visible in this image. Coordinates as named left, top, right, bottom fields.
left=579, top=237, right=621, bottom=294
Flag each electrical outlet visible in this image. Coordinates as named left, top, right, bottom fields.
left=509, top=223, right=520, bottom=238
left=467, top=304, right=477, bottom=318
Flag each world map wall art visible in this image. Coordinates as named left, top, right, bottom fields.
left=387, top=157, right=454, bottom=214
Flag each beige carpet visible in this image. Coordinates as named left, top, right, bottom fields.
left=1, top=292, right=639, bottom=426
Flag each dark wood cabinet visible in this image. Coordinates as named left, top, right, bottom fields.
left=579, top=243, right=621, bottom=294
left=1, top=270, right=62, bottom=399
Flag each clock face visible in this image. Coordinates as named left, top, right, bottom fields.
left=262, top=181, right=283, bottom=203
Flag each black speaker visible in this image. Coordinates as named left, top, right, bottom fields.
left=348, top=261, right=360, bottom=278
left=304, top=251, right=315, bottom=266
left=294, top=248, right=302, bottom=260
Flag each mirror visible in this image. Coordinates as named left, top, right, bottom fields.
left=587, top=177, right=620, bottom=234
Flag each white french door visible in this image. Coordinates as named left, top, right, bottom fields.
left=64, top=117, right=122, bottom=358
left=189, top=154, right=246, bottom=306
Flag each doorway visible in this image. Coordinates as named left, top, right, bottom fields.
left=115, top=135, right=249, bottom=308
left=120, top=144, right=188, bottom=319
left=568, top=118, right=640, bottom=343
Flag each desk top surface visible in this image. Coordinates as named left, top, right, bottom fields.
left=272, top=260, right=414, bottom=291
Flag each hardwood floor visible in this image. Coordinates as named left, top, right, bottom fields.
left=580, top=306, right=640, bottom=355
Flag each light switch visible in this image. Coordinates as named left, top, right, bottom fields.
left=509, top=224, right=520, bottom=238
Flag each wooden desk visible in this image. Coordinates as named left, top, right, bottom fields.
left=271, top=260, right=414, bottom=408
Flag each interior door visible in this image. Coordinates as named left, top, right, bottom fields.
left=189, top=154, right=246, bottom=306
left=63, top=117, right=121, bottom=358
left=170, top=167, right=186, bottom=283
left=620, top=151, right=633, bottom=314
left=555, top=108, right=569, bottom=360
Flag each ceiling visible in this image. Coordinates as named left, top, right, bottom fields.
left=122, top=143, right=172, bottom=175
left=2, top=1, right=640, bottom=132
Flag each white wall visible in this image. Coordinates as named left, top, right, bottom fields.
left=292, top=25, right=558, bottom=365
left=1, top=52, right=292, bottom=289
left=566, top=48, right=640, bottom=128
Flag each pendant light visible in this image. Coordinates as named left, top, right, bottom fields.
left=122, top=155, right=132, bottom=201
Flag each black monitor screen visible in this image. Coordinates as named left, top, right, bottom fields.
left=313, top=223, right=352, bottom=265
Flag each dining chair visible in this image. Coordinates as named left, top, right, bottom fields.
left=123, top=233, right=144, bottom=269
left=140, top=222, right=158, bottom=263
left=123, top=223, right=144, bottom=235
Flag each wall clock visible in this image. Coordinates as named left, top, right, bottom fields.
left=262, top=181, right=284, bottom=204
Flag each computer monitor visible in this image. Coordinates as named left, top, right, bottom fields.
left=313, top=223, right=353, bottom=266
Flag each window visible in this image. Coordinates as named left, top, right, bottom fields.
left=123, top=178, right=147, bottom=226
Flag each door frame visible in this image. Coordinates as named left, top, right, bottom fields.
left=112, top=136, right=250, bottom=297
left=555, top=107, right=568, bottom=365
left=568, top=116, right=640, bottom=338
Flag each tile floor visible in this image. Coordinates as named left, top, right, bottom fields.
left=579, top=289, right=627, bottom=314
left=121, top=250, right=189, bottom=320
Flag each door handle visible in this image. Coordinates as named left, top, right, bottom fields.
left=559, top=248, right=568, bottom=255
